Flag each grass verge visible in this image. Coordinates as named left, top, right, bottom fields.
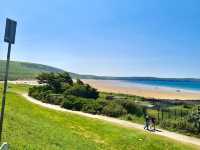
left=0, top=84, right=197, bottom=150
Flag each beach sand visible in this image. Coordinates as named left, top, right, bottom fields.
left=7, top=79, right=200, bottom=100
left=83, top=79, right=200, bottom=100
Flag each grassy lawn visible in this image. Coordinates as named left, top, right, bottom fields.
left=0, top=84, right=197, bottom=149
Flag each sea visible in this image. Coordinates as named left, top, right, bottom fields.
left=109, top=79, right=200, bottom=93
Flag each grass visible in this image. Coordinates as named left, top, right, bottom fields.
left=0, top=84, right=198, bottom=149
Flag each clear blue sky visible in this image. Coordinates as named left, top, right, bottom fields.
left=1, top=0, right=200, bottom=78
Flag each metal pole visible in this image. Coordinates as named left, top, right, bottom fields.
left=157, top=108, right=160, bottom=123
left=0, top=43, right=12, bottom=142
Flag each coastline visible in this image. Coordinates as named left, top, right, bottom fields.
left=7, top=79, right=200, bottom=100
left=83, top=79, right=200, bottom=100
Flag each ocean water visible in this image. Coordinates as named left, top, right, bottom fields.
left=111, top=79, right=200, bottom=92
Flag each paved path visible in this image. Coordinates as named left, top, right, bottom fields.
left=21, top=93, right=200, bottom=147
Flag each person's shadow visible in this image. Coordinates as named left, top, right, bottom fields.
left=148, top=129, right=162, bottom=132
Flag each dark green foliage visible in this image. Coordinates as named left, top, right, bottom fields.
left=34, top=73, right=98, bottom=98
left=28, top=86, right=51, bottom=100
left=76, top=79, right=84, bottom=85
left=36, top=72, right=73, bottom=93
left=29, top=73, right=100, bottom=114
left=29, top=75, right=144, bottom=119
left=61, top=96, right=87, bottom=111
left=183, top=104, right=193, bottom=109
left=188, top=110, right=200, bottom=133
left=123, top=114, right=135, bottom=121
left=158, top=118, right=199, bottom=136
left=82, top=101, right=104, bottom=114
left=64, top=83, right=99, bottom=99
left=61, top=96, right=102, bottom=114
left=29, top=85, right=63, bottom=104
left=102, top=102, right=127, bottom=117
left=45, top=94, right=64, bottom=105
left=116, top=99, right=144, bottom=116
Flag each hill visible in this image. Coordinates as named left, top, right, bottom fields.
left=1, top=84, right=198, bottom=150
left=1, top=60, right=200, bottom=82
left=0, top=60, right=68, bottom=80
left=0, top=60, right=103, bottom=80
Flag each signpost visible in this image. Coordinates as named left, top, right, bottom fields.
left=0, top=18, right=17, bottom=143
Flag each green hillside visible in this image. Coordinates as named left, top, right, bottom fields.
left=1, top=60, right=200, bottom=81
left=0, top=60, right=107, bottom=80
left=0, top=60, right=66, bottom=80
left=0, top=84, right=198, bottom=150
left=0, top=60, right=109, bottom=80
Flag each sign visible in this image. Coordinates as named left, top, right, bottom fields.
left=0, top=18, right=17, bottom=143
left=4, top=18, right=17, bottom=44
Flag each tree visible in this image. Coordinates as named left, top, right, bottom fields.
left=36, top=72, right=73, bottom=93
left=36, top=72, right=54, bottom=84
left=57, top=72, right=73, bottom=85
left=76, top=79, right=84, bottom=85
left=64, top=84, right=99, bottom=99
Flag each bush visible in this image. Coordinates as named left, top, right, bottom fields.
left=30, top=73, right=99, bottom=100
left=61, top=96, right=87, bottom=111
left=61, top=95, right=104, bottom=114
left=82, top=101, right=103, bottom=114
left=123, top=114, right=135, bottom=121
left=64, top=84, right=99, bottom=99
left=116, top=99, right=143, bottom=116
left=36, top=72, right=73, bottom=93
left=29, top=86, right=51, bottom=100
left=102, top=102, right=127, bottom=117
left=45, top=94, right=64, bottom=105
left=29, top=86, right=64, bottom=105
left=188, top=111, right=200, bottom=134
left=159, top=118, right=196, bottom=133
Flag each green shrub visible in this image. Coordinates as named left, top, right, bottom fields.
left=45, top=94, right=64, bottom=105
left=76, top=79, right=84, bottom=85
left=29, top=86, right=65, bottom=105
left=123, top=114, right=135, bottom=121
left=181, top=104, right=194, bottom=109
left=36, top=72, right=73, bottom=93
left=116, top=99, right=143, bottom=116
left=29, top=86, right=50, bottom=100
left=102, top=102, right=127, bottom=117
left=159, top=118, right=195, bottom=133
left=30, top=73, right=99, bottom=100
left=159, top=119, right=179, bottom=131
left=82, top=101, right=104, bottom=114
left=61, top=96, right=86, bottom=111
left=188, top=110, right=200, bottom=133
left=61, top=95, right=103, bottom=114
left=64, top=84, right=99, bottom=99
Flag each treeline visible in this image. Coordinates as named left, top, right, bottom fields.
left=29, top=72, right=144, bottom=117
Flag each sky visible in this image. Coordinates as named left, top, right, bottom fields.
left=0, top=0, right=200, bottom=78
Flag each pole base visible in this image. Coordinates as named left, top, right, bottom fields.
left=0, top=143, right=8, bottom=150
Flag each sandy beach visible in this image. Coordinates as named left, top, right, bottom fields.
left=83, top=79, right=200, bottom=100
left=7, top=79, right=200, bottom=100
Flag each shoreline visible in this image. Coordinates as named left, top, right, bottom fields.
left=113, top=80, right=200, bottom=94
left=82, top=79, right=200, bottom=100
left=6, top=79, right=200, bottom=100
